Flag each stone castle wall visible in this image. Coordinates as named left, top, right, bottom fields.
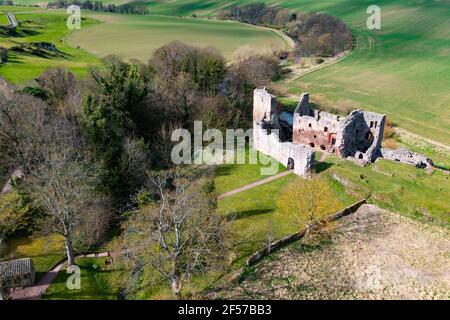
left=253, top=89, right=315, bottom=177
left=253, top=87, right=433, bottom=172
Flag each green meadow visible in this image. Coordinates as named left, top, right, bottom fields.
left=67, top=13, right=289, bottom=61
left=0, top=8, right=100, bottom=83
left=0, top=8, right=287, bottom=82
left=215, top=150, right=449, bottom=270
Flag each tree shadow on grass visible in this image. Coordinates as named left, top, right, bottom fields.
left=225, top=209, right=273, bottom=222
left=315, top=161, right=333, bottom=173
left=215, top=165, right=234, bottom=177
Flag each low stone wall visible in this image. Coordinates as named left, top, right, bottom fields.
left=246, top=198, right=368, bottom=267
left=380, top=148, right=433, bottom=169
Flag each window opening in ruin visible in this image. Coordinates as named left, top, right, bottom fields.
left=313, top=135, right=317, bottom=139
left=359, top=153, right=364, bottom=159
left=370, top=121, right=374, bottom=128
left=310, top=143, right=315, bottom=148
left=320, top=145, right=326, bottom=150
left=308, top=123, right=312, bottom=128
left=324, top=127, right=328, bottom=132
left=366, top=132, right=373, bottom=140
left=287, top=158, right=295, bottom=170
left=331, top=138, right=336, bottom=145
left=375, top=121, right=378, bottom=128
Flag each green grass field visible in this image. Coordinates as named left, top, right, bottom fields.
left=67, top=13, right=288, bottom=61
left=2, top=2, right=449, bottom=143
left=0, top=7, right=100, bottom=83
left=215, top=147, right=450, bottom=268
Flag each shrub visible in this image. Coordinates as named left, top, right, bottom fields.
left=276, top=176, right=341, bottom=233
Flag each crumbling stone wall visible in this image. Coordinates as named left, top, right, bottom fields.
left=336, top=110, right=386, bottom=162
left=254, top=125, right=315, bottom=177
left=253, top=88, right=434, bottom=170
left=253, top=88, right=315, bottom=177
left=292, top=92, right=386, bottom=162
left=293, top=94, right=342, bottom=153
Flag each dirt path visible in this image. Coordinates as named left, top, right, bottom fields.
left=9, top=252, right=109, bottom=300
left=218, top=170, right=293, bottom=200
left=219, top=204, right=450, bottom=300
left=284, top=49, right=352, bottom=83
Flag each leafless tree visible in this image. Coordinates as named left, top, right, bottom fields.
left=154, top=122, right=181, bottom=168
left=36, top=68, right=81, bottom=117
left=0, top=90, right=47, bottom=178
left=117, top=169, right=229, bottom=298
left=28, top=117, right=100, bottom=266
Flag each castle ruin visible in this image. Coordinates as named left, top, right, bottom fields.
left=253, top=88, right=433, bottom=176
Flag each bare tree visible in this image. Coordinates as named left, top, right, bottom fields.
left=36, top=68, right=81, bottom=117
left=28, top=118, right=100, bottom=266
left=0, top=89, right=47, bottom=179
left=117, top=169, right=229, bottom=298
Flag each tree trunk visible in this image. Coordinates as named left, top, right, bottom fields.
left=65, top=237, right=75, bottom=266
left=171, top=276, right=182, bottom=299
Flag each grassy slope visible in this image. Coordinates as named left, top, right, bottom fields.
left=215, top=149, right=449, bottom=267
left=67, top=13, right=288, bottom=61
left=122, top=0, right=450, bottom=144
left=0, top=12, right=8, bottom=26
left=0, top=7, right=100, bottom=83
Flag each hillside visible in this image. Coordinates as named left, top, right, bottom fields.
left=88, top=0, right=450, bottom=144
left=67, top=12, right=289, bottom=61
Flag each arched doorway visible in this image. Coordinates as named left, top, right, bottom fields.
left=287, top=157, right=295, bottom=170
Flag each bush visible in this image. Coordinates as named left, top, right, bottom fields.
left=220, top=3, right=353, bottom=57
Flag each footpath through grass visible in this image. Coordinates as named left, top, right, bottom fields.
left=215, top=147, right=450, bottom=272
